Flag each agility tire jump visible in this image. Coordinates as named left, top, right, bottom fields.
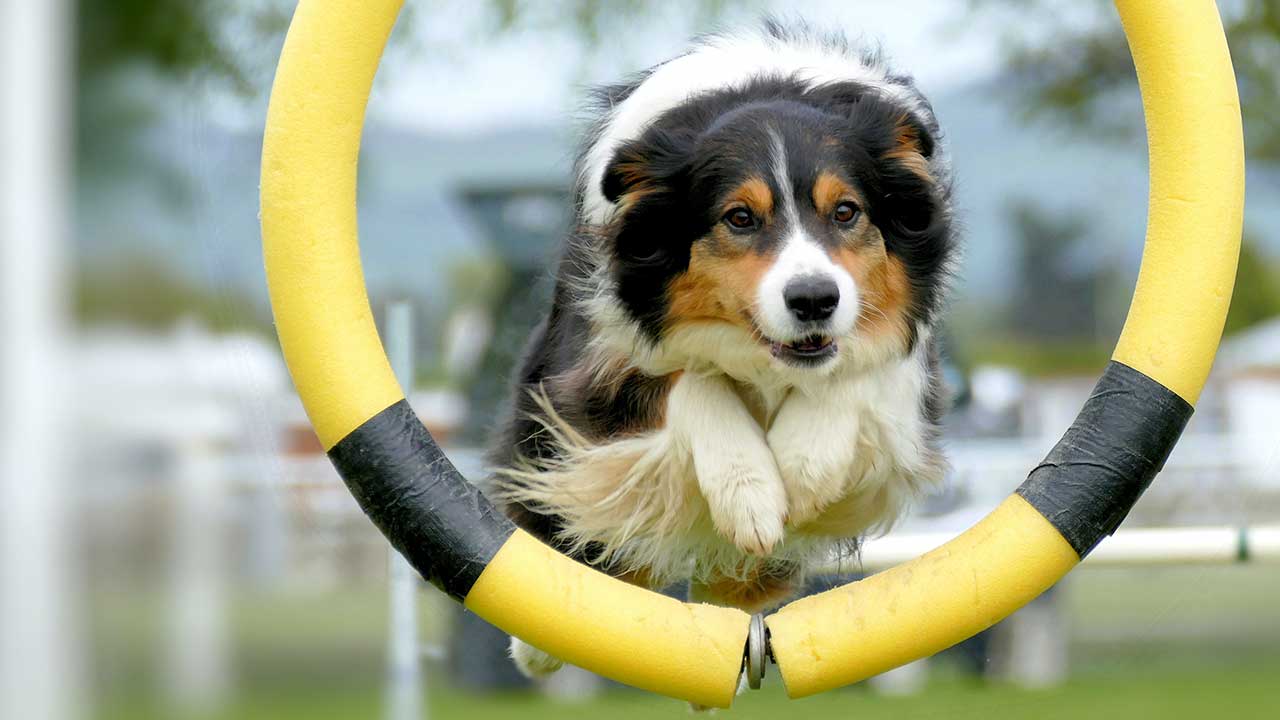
left=260, top=0, right=1243, bottom=707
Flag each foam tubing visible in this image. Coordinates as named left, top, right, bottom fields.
left=260, top=0, right=1242, bottom=706
left=767, top=0, right=1243, bottom=697
left=260, top=0, right=749, bottom=708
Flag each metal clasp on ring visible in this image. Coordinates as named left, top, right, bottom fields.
left=745, top=613, right=769, bottom=689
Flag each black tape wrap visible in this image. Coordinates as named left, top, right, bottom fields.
left=327, top=399, right=516, bottom=600
left=1016, top=361, right=1193, bottom=557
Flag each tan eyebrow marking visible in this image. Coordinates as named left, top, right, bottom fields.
left=725, top=176, right=774, bottom=217
left=812, top=171, right=863, bottom=217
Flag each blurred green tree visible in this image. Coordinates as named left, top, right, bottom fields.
left=76, top=251, right=265, bottom=332
left=75, top=0, right=747, bottom=186
left=972, top=0, right=1280, bottom=339
left=970, top=0, right=1280, bottom=164
left=1005, top=199, right=1119, bottom=343
left=73, top=0, right=743, bottom=331
left=76, top=0, right=279, bottom=180
left=1225, top=235, right=1280, bottom=336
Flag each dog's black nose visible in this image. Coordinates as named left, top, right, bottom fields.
left=784, top=275, right=839, bottom=322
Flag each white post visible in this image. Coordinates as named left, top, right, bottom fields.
left=164, top=431, right=231, bottom=712
left=385, top=302, right=424, bottom=720
left=0, top=0, right=82, bottom=718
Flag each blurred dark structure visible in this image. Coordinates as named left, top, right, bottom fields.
left=456, top=185, right=572, bottom=443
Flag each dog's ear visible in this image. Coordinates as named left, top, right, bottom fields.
left=883, top=112, right=936, bottom=183
left=873, top=112, right=942, bottom=237
left=602, top=144, right=651, bottom=204
left=601, top=129, right=695, bottom=206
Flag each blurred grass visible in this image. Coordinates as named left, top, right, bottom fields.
left=962, top=338, right=1113, bottom=376
left=98, top=663, right=1280, bottom=720
left=92, top=565, right=1280, bottom=719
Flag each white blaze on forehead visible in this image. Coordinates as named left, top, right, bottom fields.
left=756, top=127, right=858, bottom=343
left=580, top=29, right=926, bottom=226
left=767, top=126, right=799, bottom=228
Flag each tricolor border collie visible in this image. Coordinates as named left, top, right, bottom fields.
left=487, top=19, right=956, bottom=677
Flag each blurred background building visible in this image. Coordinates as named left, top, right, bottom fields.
left=3, top=1, right=1280, bottom=718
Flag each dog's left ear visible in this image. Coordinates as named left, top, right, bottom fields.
left=884, top=112, right=936, bottom=183
left=872, top=111, right=943, bottom=237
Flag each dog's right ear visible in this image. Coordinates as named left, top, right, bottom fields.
left=601, top=129, right=694, bottom=206
left=602, top=143, right=651, bottom=205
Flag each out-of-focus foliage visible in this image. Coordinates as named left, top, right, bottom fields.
left=74, top=0, right=739, bottom=176
left=75, top=0, right=286, bottom=178
left=1225, top=236, right=1280, bottom=336
left=1006, top=200, right=1122, bottom=343
left=445, top=255, right=511, bottom=309
left=77, top=0, right=261, bottom=93
left=955, top=199, right=1118, bottom=376
left=971, top=0, right=1280, bottom=164
left=1006, top=200, right=1088, bottom=341
left=75, top=253, right=265, bottom=332
left=971, top=1, right=1280, bottom=344
left=74, top=0, right=741, bottom=331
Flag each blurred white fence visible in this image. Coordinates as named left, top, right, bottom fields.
left=67, top=322, right=1280, bottom=709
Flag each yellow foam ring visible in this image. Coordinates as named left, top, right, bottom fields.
left=1111, top=0, right=1245, bottom=405
left=260, top=0, right=1245, bottom=704
left=260, top=0, right=407, bottom=450
left=767, top=495, right=1079, bottom=698
left=466, top=530, right=751, bottom=708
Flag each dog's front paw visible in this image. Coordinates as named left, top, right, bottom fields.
left=768, top=398, right=859, bottom=528
left=699, top=459, right=787, bottom=556
left=509, top=636, right=563, bottom=679
left=670, top=372, right=788, bottom=557
left=771, top=443, right=852, bottom=527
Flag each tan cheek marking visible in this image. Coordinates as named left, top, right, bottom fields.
left=830, top=226, right=884, bottom=286
left=831, top=235, right=912, bottom=348
left=666, top=231, right=771, bottom=332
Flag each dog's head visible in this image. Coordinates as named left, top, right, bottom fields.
left=582, top=33, right=954, bottom=377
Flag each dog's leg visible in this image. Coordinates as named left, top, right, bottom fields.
left=767, top=384, right=861, bottom=527
left=508, top=636, right=564, bottom=678
left=668, top=373, right=786, bottom=557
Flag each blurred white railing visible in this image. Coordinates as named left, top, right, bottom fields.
left=819, top=525, right=1280, bottom=576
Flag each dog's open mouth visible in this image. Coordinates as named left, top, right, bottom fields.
left=769, top=334, right=837, bottom=365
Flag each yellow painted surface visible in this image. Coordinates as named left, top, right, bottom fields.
left=1111, top=0, right=1244, bottom=405
left=261, top=0, right=406, bottom=449
left=466, top=530, right=751, bottom=708
left=767, top=495, right=1079, bottom=698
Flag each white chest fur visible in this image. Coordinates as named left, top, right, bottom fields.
left=496, top=335, right=942, bottom=585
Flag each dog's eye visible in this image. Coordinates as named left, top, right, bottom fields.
left=833, top=201, right=860, bottom=225
left=723, top=207, right=757, bottom=231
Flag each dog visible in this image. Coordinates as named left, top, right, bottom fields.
left=486, top=19, right=955, bottom=680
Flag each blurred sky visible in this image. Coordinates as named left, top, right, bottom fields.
left=121, top=1, right=1279, bottom=323
left=214, top=0, right=1012, bottom=134
left=379, top=1, right=1004, bottom=134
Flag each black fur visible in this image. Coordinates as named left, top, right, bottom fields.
left=599, top=76, right=953, bottom=343
left=487, top=21, right=956, bottom=569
